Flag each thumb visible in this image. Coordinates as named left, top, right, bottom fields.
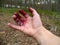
left=8, top=23, right=24, bottom=31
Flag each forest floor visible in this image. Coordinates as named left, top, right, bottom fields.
left=0, top=8, right=60, bottom=45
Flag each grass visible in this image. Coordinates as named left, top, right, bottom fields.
left=1, top=7, right=60, bottom=16
left=0, top=7, right=60, bottom=25
left=0, top=7, right=18, bottom=15
left=37, top=9, right=60, bottom=17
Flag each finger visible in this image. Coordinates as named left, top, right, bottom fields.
left=28, top=8, right=41, bottom=20
left=14, top=12, right=27, bottom=25
left=19, top=9, right=29, bottom=18
left=13, top=15, right=23, bottom=26
left=8, top=23, right=24, bottom=30
left=8, top=23, right=32, bottom=35
left=28, top=8, right=42, bottom=27
left=28, top=7, right=39, bottom=16
left=28, top=7, right=33, bottom=13
left=14, top=12, right=21, bottom=19
left=13, top=15, right=19, bottom=22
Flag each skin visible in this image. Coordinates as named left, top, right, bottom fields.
left=8, top=8, right=60, bottom=45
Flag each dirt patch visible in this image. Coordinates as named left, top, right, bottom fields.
left=0, top=14, right=39, bottom=45
left=0, top=13, right=60, bottom=45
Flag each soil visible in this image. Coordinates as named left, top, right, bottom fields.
left=0, top=14, right=38, bottom=45
left=0, top=13, right=60, bottom=45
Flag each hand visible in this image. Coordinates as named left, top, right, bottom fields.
left=8, top=8, right=43, bottom=37
left=8, top=8, right=60, bottom=45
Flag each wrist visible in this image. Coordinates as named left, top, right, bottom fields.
left=33, top=26, right=46, bottom=39
left=33, top=26, right=60, bottom=45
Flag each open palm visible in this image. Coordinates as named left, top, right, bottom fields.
left=8, top=8, right=42, bottom=36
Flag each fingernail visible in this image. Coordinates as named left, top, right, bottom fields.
left=8, top=23, right=11, bottom=26
left=12, top=15, right=16, bottom=18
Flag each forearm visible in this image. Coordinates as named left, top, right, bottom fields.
left=34, top=27, right=60, bottom=45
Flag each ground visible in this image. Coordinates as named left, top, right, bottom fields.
left=0, top=13, right=38, bottom=45
left=0, top=8, right=60, bottom=45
